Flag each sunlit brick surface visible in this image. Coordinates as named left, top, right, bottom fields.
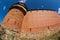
left=2, top=8, right=24, bottom=31
left=22, top=10, right=60, bottom=32
left=21, top=10, right=60, bottom=38
left=2, top=9, right=60, bottom=39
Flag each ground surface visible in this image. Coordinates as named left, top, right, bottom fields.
left=0, top=25, right=60, bottom=40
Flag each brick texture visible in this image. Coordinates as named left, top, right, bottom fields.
left=21, top=10, right=60, bottom=38
left=2, top=8, right=24, bottom=31
left=2, top=9, right=60, bottom=39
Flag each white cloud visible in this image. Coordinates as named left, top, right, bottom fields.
left=20, top=0, right=26, bottom=3
left=58, top=8, right=60, bottom=15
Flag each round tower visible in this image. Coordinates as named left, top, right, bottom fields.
left=2, top=3, right=27, bottom=32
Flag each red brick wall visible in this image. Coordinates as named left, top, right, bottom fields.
left=21, top=10, right=60, bottom=38
left=2, top=9, right=60, bottom=38
left=2, top=8, right=24, bottom=31
left=22, top=10, right=60, bottom=32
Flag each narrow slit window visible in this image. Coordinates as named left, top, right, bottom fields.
left=14, top=21, right=16, bottom=25
left=30, top=28, right=32, bottom=32
left=48, top=26, right=49, bottom=29
left=7, top=18, right=9, bottom=22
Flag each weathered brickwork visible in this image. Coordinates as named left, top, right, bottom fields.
left=21, top=10, right=60, bottom=38
left=2, top=8, right=24, bottom=32
left=1, top=9, right=60, bottom=39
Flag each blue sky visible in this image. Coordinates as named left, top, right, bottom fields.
left=0, top=0, right=60, bottom=24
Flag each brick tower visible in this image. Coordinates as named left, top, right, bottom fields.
left=2, top=8, right=24, bottom=31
